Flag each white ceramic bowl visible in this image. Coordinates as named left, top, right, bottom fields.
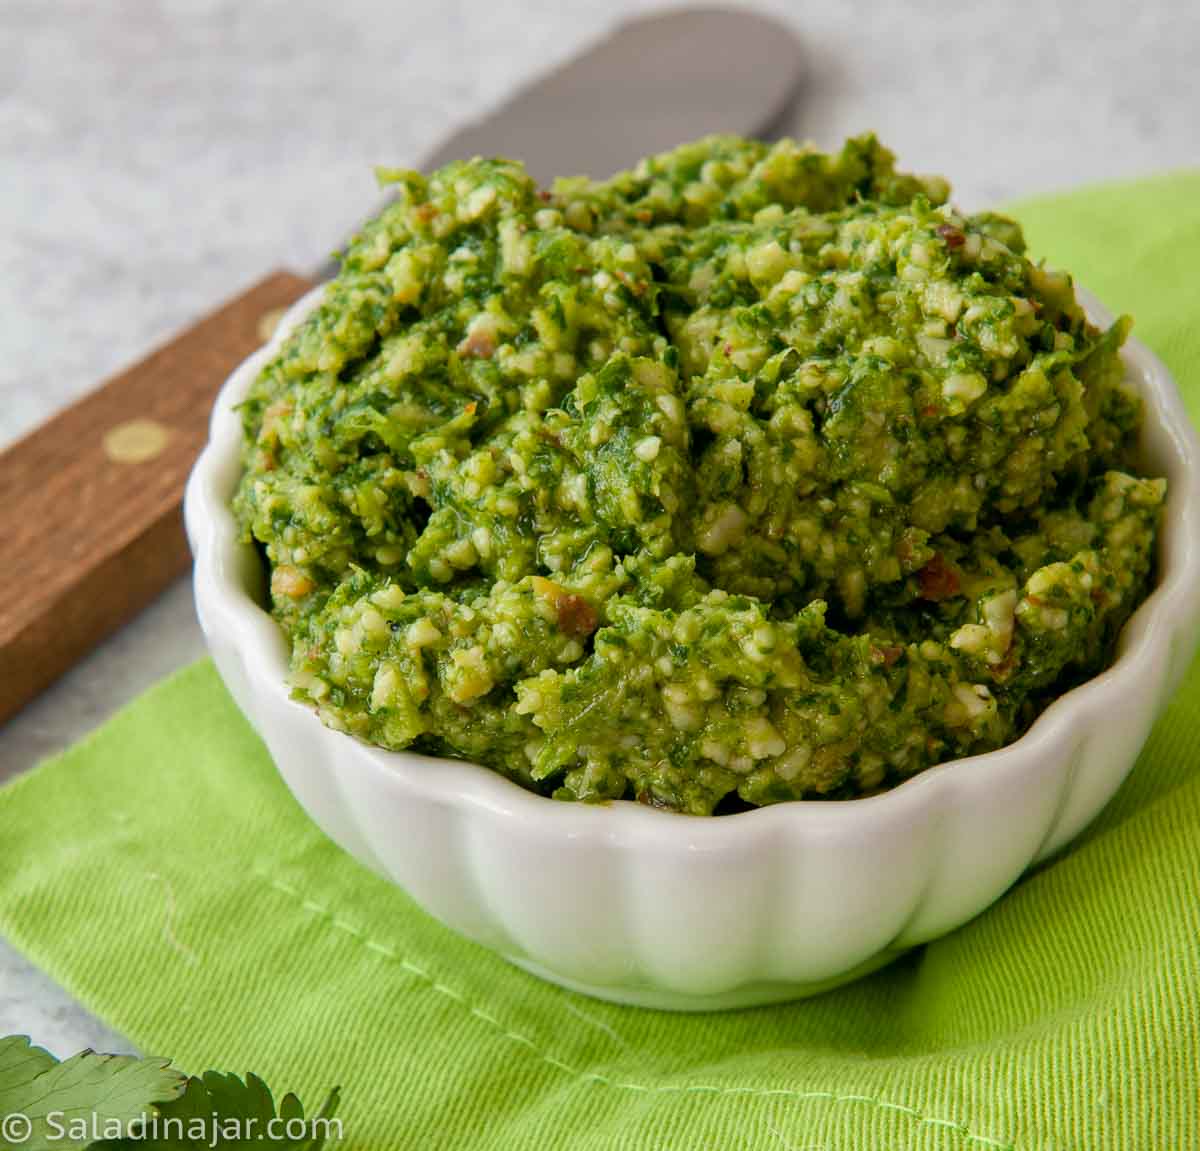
left=185, top=284, right=1200, bottom=1011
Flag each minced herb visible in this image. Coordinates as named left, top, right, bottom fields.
left=234, top=134, right=1164, bottom=814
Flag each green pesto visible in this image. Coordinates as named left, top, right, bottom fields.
left=234, top=134, right=1165, bottom=815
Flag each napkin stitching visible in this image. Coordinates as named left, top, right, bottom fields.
left=265, top=877, right=1016, bottom=1150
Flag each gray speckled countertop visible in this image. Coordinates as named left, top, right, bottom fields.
left=2, top=0, right=1198, bottom=1055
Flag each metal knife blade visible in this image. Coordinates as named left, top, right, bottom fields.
left=316, top=7, right=803, bottom=277
left=423, top=7, right=803, bottom=184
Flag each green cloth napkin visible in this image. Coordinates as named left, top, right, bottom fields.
left=3, top=171, right=1200, bottom=1151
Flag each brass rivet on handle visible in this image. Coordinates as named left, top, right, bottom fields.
left=102, top=418, right=171, bottom=464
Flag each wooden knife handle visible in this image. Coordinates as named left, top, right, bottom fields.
left=0, top=269, right=314, bottom=725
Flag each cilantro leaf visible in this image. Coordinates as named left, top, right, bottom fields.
left=0, top=1041, right=185, bottom=1151
left=114, top=1072, right=341, bottom=1149
left=0, top=1036, right=56, bottom=1098
left=0, top=1036, right=338, bottom=1150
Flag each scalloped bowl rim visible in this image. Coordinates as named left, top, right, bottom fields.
left=185, top=282, right=1200, bottom=854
